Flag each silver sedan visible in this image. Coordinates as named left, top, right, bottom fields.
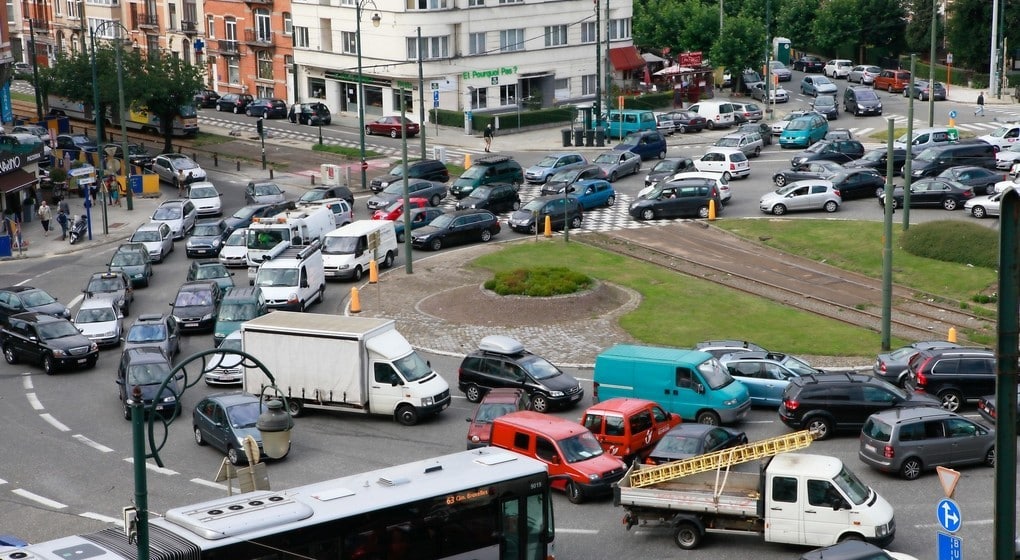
left=592, top=150, right=641, bottom=182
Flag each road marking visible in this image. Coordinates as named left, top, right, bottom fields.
left=26, top=392, right=42, bottom=410
left=14, top=278, right=30, bottom=286
left=21, top=372, right=33, bottom=389
left=40, top=413, right=71, bottom=431
left=0, top=478, right=7, bottom=485
left=81, top=512, right=121, bottom=525
left=191, top=478, right=229, bottom=490
left=557, top=528, right=599, bottom=534
left=124, top=457, right=179, bottom=476
left=73, top=434, right=114, bottom=452
left=68, top=294, right=84, bottom=309
left=12, top=488, right=67, bottom=509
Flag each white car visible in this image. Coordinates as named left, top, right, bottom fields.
left=992, top=174, right=1020, bottom=193
left=978, top=122, right=1020, bottom=151
left=995, top=143, right=1020, bottom=170
left=693, top=147, right=750, bottom=181
left=771, top=111, right=806, bottom=136
left=151, top=153, right=207, bottom=185
left=218, top=227, right=248, bottom=268
left=759, top=180, right=842, bottom=215
left=187, top=181, right=223, bottom=217
left=750, top=83, right=789, bottom=103
left=150, top=199, right=198, bottom=240
left=73, top=297, right=123, bottom=348
left=204, top=329, right=244, bottom=385
left=823, top=59, right=853, bottom=79
left=964, top=191, right=1003, bottom=219
left=130, top=222, right=174, bottom=263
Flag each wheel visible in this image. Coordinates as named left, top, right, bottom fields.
left=697, top=205, right=710, bottom=219
left=430, top=194, right=441, bottom=207
left=233, top=105, right=240, bottom=114
left=824, top=200, right=839, bottom=213
left=888, top=84, right=894, bottom=93
left=194, top=427, right=207, bottom=446
left=696, top=410, right=720, bottom=425
left=480, top=229, right=492, bottom=242
left=753, top=146, right=761, bottom=157
left=658, top=149, right=667, bottom=159
left=227, top=446, right=243, bottom=465
left=899, top=457, right=923, bottom=480
left=43, top=354, right=55, bottom=375
left=395, top=404, right=419, bottom=426
left=938, top=389, right=963, bottom=411
left=352, top=265, right=363, bottom=282
left=606, top=195, right=616, bottom=207
left=512, top=201, right=521, bottom=210
left=973, top=206, right=987, bottom=218
left=3, top=344, right=17, bottom=364
left=774, top=174, right=787, bottom=187
left=465, top=385, right=484, bottom=403
left=640, top=208, right=655, bottom=221
left=570, top=215, right=582, bottom=228
left=429, top=238, right=443, bottom=251
left=124, top=404, right=131, bottom=420
left=286, top=399, right=303, bottom=417
left=528, top=223, right=537, bottom=234
left=245, top=108, right=252, bottom=116
left=673, top=523, right=702, bottom=550
left=566, top=481, right=585, bottom=504
left=382, top=251, right=394, bottom=268
left=806, top=415, right=834, bottom=439
left=390, top=129, right=399, bottom=139
left=609, top=172, right=618, bottom=182
left=706, top=121, right=715, bottom=130
left=839, top=533, right=865, bottom=543
left=942, top=198, right=959, bottom=211
left=365, top=126, right=373, bottom=136
left=985, top=446, right=996, bottom=467
left=771, top=204, right=787, bottom=216
left=317, top=285, right=325, bottom=303
left=721, top=171, right=731, bottom=182
left=531, top=394, right=550, bottom=413
left=677, top=125, right=687, bottom=133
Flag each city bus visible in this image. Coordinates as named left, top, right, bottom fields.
left=0, top=447, right=555, bottom=560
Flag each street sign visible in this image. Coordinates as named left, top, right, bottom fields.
left=937, top=498, right=962, bottom=533
left=433, top=100, right=439, bottom=108
left=949, top=110, right=958, bottom=119
left=938, top=531, right=962, bottom=560
left=433, top=90, right=440, bottom=102
left=936, top=466, right=961, bottom=497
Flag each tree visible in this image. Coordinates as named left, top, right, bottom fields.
left=946, top=0, right=991, bottom=69
left=904, top=0, right=942, bottom=53
left=775, top=0, right=817, bottom=52
left=810, top=0, right=861, bottom=56
left=858, top=0, right=906, bottom=55
left=136, top=53, right=205, bottom=153
left=633, top=0, right=717, bottom=56
left=710, top=14, right=767, bottom=90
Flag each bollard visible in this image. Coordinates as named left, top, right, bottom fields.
left=464, top=153, right=472, bottom=169
left=213, top=153, right=218, bottom=167
left=350, top=287, right=362, bottom=313
left=269, top=167, right=274, bottom=179
left=311, top=174, right=316, bottom=185
left=947, top=327, right=957, bottom=343
left=192, top=152, right=197, bottom=162
left=369, top=259, right=378, bottom=284
left=708, top=199, right=716, bottom=221
left=236, top=160, right=241, bottom=171
left=544, top=215, right=553, bottom=238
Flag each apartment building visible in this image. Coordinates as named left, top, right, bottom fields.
left=203, top=0, right=292, bottom=99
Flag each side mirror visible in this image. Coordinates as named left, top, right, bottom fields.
left=694, top=383, right=705, bottom=395
left=550, top=455, right=561, bottom=465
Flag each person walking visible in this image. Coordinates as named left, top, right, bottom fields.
left=108, top=176, right=120, bottom=206
left=37, top=200, right=52, bottom=236
left=483, top=123, right=494, bottom=152
left=56, top=208, right=69, bottom=240
left=975, top=92, right=985, bottom=116
left=177, top=169, right=188, bottom=196
left=57, top=197, right=70, bottom=218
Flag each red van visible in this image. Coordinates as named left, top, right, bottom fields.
left=490, top=411, right=627, bottom=503
left=466, top=388, right=531, bottom=449
left=580, top=398, right=681, bottom=463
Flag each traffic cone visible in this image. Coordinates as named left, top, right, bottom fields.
left=709, top=199, right=717, bottom=221
left=544, top=215, right=553, bottom=237
left=947, top=327, right=957, bottom=343
left=350, top=287, right=361, bottom=313
left=369, top=259, right=378, bottom=284
left=464, top=153, right=472, bottom=169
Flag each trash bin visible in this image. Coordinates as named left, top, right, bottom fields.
left=561, top=129, right=572, bottom=147
left=594, top=127, right=606, bottom=147
left=585, top=129, right=595, bottom=147
left=574, top=129, right=585, bottom=146
left=0, top=235, right=11, bottom=258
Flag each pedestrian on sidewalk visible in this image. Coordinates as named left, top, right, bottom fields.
left=975, top=92, right=985, bottom=116
left=108, top=176, right=120, bottom=206
left=177, top=169, right=189, bottom=196
left=22, top=190, right=35, bottom=223
left=37, top=200, right=52, bottom=236
left=483, top=123, right=494, bottom=152
left=56, top=208, right=68, bottom=240
left=57, top=197, right=70, bottom=218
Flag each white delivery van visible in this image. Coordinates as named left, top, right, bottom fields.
left=321, top=220, right=398, bottom=282
left=253, top=240, right=325, bottom=311
left=687, top=101, right=736, bottom=129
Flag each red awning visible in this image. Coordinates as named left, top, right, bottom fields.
left=609, top=46, right=645, bottom=72
left=0, top=169, right=37, bottom=194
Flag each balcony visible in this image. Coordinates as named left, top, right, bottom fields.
left=136, top=14, right=159, bottom=29
left=180, top=21, right=198, bottom=35
left=216, top=39, right=241, bottom=54
left=28, top=18, right=50, bottom=32
left=243, top=29, right=274, bottom=46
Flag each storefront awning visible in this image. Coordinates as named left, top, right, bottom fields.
left=0, top=169, right=37, bottom=194
left=609, top=46, right=645, bottom=71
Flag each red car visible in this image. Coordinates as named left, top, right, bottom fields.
left=372, top=197, right=428, bottom=221
left=466, top=388, right=531, bottom=449
left=365, top=116, right=420, bottom=138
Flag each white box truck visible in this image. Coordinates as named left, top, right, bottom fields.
left=614, top=432, right=896, bottom=550
left=241, top=312, right=451, bottom=425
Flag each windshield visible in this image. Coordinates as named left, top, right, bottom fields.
left=246, top=229, right=286, bottom=250
left=255, top=184, right=280, bottom=196
left=594, top=153, right=618, bottom=164
left=87, top=278, right=121, bottom=292
left=861, top=150, right=884, bottom=162
left=21, top=289, right=57, bottom=306
left=112, top=252, right=144, bottom=266
left=382, top=183, right=409, bottom=195
left=127, top=362, right=172, bottom=385
left=915, top=148, right=938, bottom=162
left=697, top=357, right=734, bottom=390
left=522, top=199, right=547, bottom=212
left=814, top=97, right=835, bottom=107
left=300, top=190, right=326, bottom=202
left=194, top=265, right=229, bottom=279
left=856, top=90, right=878, bottom=101
left=651, top=160, right=677, bottom=172
left=226, top=402, right=261, bottom=428
left=832, top=465, right=871, bottom=506
left=535, top=156, right=559, bottom=167
left=780, top=355, right=821, bottom=376
left=814, top=77, right=833, bottom=85
left=429, top=214, right=454, bottom=228
left=231, top=207, right=258, bottom=221
left=132, top=231, right=161, bottom=243
left=550, top=169, right=580, bottom=183
left=474, top=403, right=519, bottom=423
left=38, top=321, right=81, bottom=339
left=256, top=268, right=298, bottom=287
left=657, top=434, right=704, bottom=457
left=174, top=289, right=214, bottom=307
left=225, top=229, right=246, bottom=246
left=322, top=236, right=358, bottom=255
left=470, top=187, right=493, bottom=199
left=393, top=351, right=432, bottom=382
left=190, top=186, right=217, bottom=199
left=461, top=166, right=486, bottom=179
left=786, top=119, right=810, bottom=131
left=557, top=432, right=604, bottom=463
left=716, top=137, right=740, bottom=148
left=518, top=355, right=562, bottom=380
left=76, top=307, right=117, bottom=323
left=127, top=324, right=166, bottom=342
left=192, top=224, right=221, bottom=237
left=153, top=207, right=182, bottom=220
left=218, top=303, right=259, bottom=322
left=388, top=163, right=407, bottom=177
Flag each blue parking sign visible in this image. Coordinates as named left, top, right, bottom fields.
left=938, top=532, right=962, bottom=560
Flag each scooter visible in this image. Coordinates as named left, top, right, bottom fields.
left=68, top=214, right=87, bottom=245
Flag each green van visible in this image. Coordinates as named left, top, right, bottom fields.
left=213, top=286, right=268, bottom=345
left=449, top=154, right=524, bottom=199
left=601, top=110, right=657, bottom=139
left=592, top=344, right=751, bottom=425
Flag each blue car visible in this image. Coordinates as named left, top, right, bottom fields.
left=779, top=113, right=829, bottom=149
left=193, top=392, right=290, bottom=465
left=612, top=131, right=667, bottom=161
left=800, top=75, right=838, bottom=97
left=568, top=179, right=617, bottom=210
left=393, top=206, right=444, bottom=243
left=719, top=351, right=823, bottom=406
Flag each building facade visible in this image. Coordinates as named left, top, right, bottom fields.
left=202, top=0, right=292, bottom=100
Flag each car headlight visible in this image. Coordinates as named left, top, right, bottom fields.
left=380, top=181, right=391, bottom=187
left=723, top=399, right=738, bottom=406
left=161, top=395, right=176, bottom=403
left=877, top=103, right=883, bottom=109
left=338, top=264, right=350, bottom=270
left=549, top=391, right=564, bottom=397
left=420, top=396, right=434, bottom=406
left=133, top=273, right=143, bottom=278
left=201, top=313, right=214, bottom=321
left=100, top=331, right=115, bottom=338
left=587, top=473, right=601, bottom=482
left=52, top=348, right=68, bottom=357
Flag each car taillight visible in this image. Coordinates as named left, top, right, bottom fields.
left=878, top=360, right=887, bottom=373
left=592, top=381, right=600, bottom=402
left=963, top=189, right=974, bottom=198
left=730, top=163, right=736, bottom=170
left=883, top=445, right=895, bottom=458
left=833, top=188, right=841, bottom=197
left=914, top=358, right=932, bottom=387
left=783, top=398, right=799, bottom=411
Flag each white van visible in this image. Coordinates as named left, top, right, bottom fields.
left=893, top=126, right=954, bottom=151
left=687, top=101, right=736, bottom=129
left=322, top=220, right=398, bottom=282
left=254, top=241, right=326, bottom=312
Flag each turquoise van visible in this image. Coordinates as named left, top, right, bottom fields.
left=601, top=110, right=657, bottom=139
left=592, top=344, right=751, bottom=425
left=779, top=113, right=829, bottom=148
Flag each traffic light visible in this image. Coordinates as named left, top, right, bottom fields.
left=257, top=118, right=264, bottom=137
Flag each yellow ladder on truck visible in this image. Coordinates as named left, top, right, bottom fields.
left=629, top=429, right=816, bottom=488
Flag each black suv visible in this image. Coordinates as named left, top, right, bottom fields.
left=906, top=347, right=996, bottom=411
left=450, top=155, right=524, bottom=199
left=370, top=159, right=450, bottom=192
left=216, top=93, right=254, bottom=114
left=778, top=372, right=940, bottom=439
left=629, top=177, right=722, bottom=220
left=193, top=89, right=220, bottom=108
left=82, top=271, right=133, bottom=316
left=458, top=335, right=584, bottom=412
left=508, top=195, right=583, bottom=234
left=1, top=312, right=98, bottom=374
left=455, top=182, right=521, bottom=213
left=116, top=347, right=181, bottom=420
left=0, top=285, right=70, bottom=327
left=289, top=102, right=332, bottom=125
left=790, top=139, right=865, bottom=166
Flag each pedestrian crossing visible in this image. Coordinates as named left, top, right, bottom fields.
left=847, top=112, right=1020, bottom=139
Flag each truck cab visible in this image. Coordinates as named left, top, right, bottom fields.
left=254, top=241, right=325, bottom=312
left=580, top=398, right=681, bottom=464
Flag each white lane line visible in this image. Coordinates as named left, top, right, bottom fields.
left=73, top=434, right=114, bottom=453
left=40, top=413, right=71, bottom=432
left=21, top=373, right=33, bottom=389
left=14, top=278, right=31, bottom=286
left=81, top=512, right=122, bottom=525
left=557, top=529, right=599, bottom=534
left=25, top=393, right=43, bottom=410
left=68, top=294, right=84, bottom=309
left=191, top=478, right=229, bottom=490
left=12, top=489, right=67, bottom=509
left=124, top=457, right=179, bottom=476
left=0, top=478, right=7, bottom=485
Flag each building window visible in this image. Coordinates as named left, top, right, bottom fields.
left=406, top=0, right=447, bottom=8
left=255, top=9, right=271, bottom=42
left=609, top=18, right=631, bottom=39
left=147, top=34, right=159, bottom=55
left=207, top=15, right=215, bottom=38
left=224, top=17, right=237, bottom=41
left=184, top=1, right=196, bottom=25
left=168, top=3, right=177, bottom=30
left=468, top=0, right=483, bottom=5
left=282, top=12, right=292, bottom=35
left=498, top=0, right=522, bottom=4
left=500, top=84, right=516, bottom=106
left=308, top=77, right=326, bottom=98
left=391, top=89, right=412, bottom=112
left=340, top=31, right=356, bottom=55
left=227, top=56, right=240, bottom=84
left=581, top=22, right=595, bottom=44
left=294, top=27, right=309, bottom=47
left=554, top=78, right=569, bottom=90
left=468, top=32, right=485, bottom=55
left=406, top=35, right=449, bottom=60
left=64, top=0, right=76, bottom=18
left=544, top=25, right=566, bottom=47
left=582, top=74, right=596, bottom=96
left=88, top=18, right=117, bottom=38
left=284, top=54, right=293, bottom=73
left=499, top=29, right=524, bottom=52
left=469, top=87, right=487, bottom=109
left=257, top=50, right=273, bottom=80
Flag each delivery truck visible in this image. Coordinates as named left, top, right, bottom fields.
left=241, top=312, right=451, bottom=425
left=614, top=431, right=896, bottom=550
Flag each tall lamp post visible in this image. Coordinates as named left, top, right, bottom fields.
left=130, top=348, right=295, bottom=560
left=355, top=1, right=381, bottom=191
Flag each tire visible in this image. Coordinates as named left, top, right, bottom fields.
left=985, top=446, right=996, bottom=467
left=641, top=209, right=655, bottom=221
left=839, top=534, right=865, bottom=543
left=697, top=205, right=710, bottom=219
left=365, top=126, right=373, bottom=136
left=973, top=206, right=987, bottom=218
left=124, top=404, right=131, bottom=420
left=771, top=204, right=787, bottom=216
left=480, top=229, right=492, bottom=242
left=245, top=108, right=252, bottom=116
left=531, top=394, right=550, bottom=413
left=942, top=198, right=958, bottom=211
left=753, top=146, right=761, bottom=157
left=696, top=410, right=720, bottom=425
left=286, top=399, right=303, bottom=417
left=706, top=121, right=715, bottom=130
left=673, top=523, right=702, bottom=550
left=678, top=125, right=687, bottom=134
left=566, top=481, right=585, bottom=504
left=824, top=200, right=839, bottom=213
left=317, top=285, right=325, bottom=303
left=721, top=171, right=731, bottom=182
left=227, top=446, right=242, bottom=465
left=774, top=174, right=787, bottom=187
left=233, top=106, right=240, bottom=114
left=888, top=85, right=894, bottom=93
left=512, top=201, right=521, bottom=210
left=899, top=457, right=923, bottom=480
left=465, top=385, right=485, bottom=403
left=352, top=266, right=363, bottom=282
left=806, top=415, right=834, bottom=439
left=3, top=344, right=17, bottom=364
left=430, top=194, right=441, bottom=207
left=570, top=215, right=582, bottom=228
left=382, top=251, right=394, bottom=268
left=606, top=195, right=616, bottom=207
left=609, top=172, right=618, bottom=182
left=528, top=223, right=537, bottom=234
left=395, top=404, right=419, bottom=426
left=429, top=238, right=443, bottom=251
left=194, top=427, right=207, bottom=446
left=938, top=389, right=963, bottom=412
left=658, top=149, right=666, bottom=159
left=43, top=354, right=55, bottom=375
left=390, top=129, right=399, bottom=139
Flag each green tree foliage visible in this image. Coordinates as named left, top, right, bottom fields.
left=710, top=15, right=767, bottom=85
left=858, top=0, right=906, bottom=53
left=946, top=0, right=991, bottom=69
left=775, top=0, right=817, bottom=51
left=136, top=53, right=204, bottom=153
left=904, top=0, right=942, bottom=53
left=810, top=0, right=861, bottom=55
left=633, top=0, right=717, bottom=55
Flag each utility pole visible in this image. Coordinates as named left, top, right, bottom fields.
left=594, top=0, right=601, bottom=124
left=928, top=0, right=936, bottom=127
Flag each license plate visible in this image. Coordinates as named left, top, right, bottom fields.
left=864, top=444, right=876, bottom=453
left=185, top=323, right=199, bottom=328
left=77, top=358, right=87, bottom=364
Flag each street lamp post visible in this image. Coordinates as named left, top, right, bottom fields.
left=88, top=25, right=109, bottom=235
left=130, top=348, right=294, bottom=560
left=89, top=20, right=136, bottom=222
left=355, top=1, right=381, bottom=191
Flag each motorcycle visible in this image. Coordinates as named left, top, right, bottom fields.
left=68, top=214, right=88, bottom=245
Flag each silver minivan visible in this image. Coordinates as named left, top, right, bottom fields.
left=892, top=126, right=954, bottom=152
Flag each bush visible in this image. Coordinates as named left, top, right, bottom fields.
left=484, top=267, right=592, bottom=297
left=900, top=220, right=998, bottom=269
